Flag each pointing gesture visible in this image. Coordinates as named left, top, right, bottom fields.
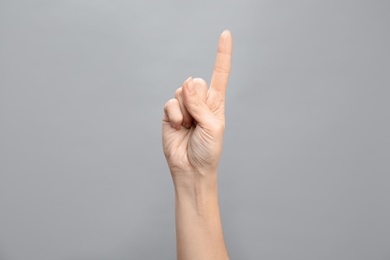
left=162, top=30, right=232, bottom=178
left=163, top=30, right=232, bottom=260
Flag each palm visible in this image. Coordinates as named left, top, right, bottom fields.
left=162, top=93, right=224, bottom=173
left=162, top=120, right=194, bottom=171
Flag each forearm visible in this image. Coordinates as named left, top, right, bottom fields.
left=162, top=30, right=232, bottom=260
left=173, top=172, right=229, bottom=260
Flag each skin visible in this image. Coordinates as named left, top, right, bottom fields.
left=162, top=30, right=232, bottom=260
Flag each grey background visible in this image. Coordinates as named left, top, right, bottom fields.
left=0, top=0, right=389, bottom=259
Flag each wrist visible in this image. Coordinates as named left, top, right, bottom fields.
left=173, top=170, right=218, bottom=207
left=172, top=169, right=218, bottom=193
left=174, top=172, right=220, bottom=217
left=173, top=169, right=227, bottom=260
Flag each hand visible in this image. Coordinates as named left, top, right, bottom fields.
left=162, top=30, right=232, bottom=183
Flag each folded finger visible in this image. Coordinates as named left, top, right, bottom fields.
left=163, top=98, right=183, bottom=130
left=175, top=87, right=193, bottom=128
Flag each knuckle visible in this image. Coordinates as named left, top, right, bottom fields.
left=164, top=98, right=176, bottom=112
left=175, top=87, right=182, bottom=99
left=163, top=102, right=169, bottom=113
left=193, top=77, right=207, bottom=86
left=193, top=78, right=208, bottom=97
left=168, top=98, right=178, bottom=105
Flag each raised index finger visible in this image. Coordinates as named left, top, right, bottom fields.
left=210, top=30, right=232, bottom=97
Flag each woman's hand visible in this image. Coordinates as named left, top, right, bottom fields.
left=162, top=31, right=232, bottom=184
left=162, top=30, right=232, bottom=260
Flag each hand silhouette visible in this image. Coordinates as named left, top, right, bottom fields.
left=162, top=31, right=232, bottom=182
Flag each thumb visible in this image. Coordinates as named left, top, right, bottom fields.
left=182, top=77, right=217, bottom=129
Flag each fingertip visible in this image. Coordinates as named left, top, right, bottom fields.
left=221, top=29, right=231, bottom=38
left=218, top=30, right=232, bottom=54
left=184, top=77, right=195, bottom=95
left=183, top=121, right=193, bottom=129
left=170, top=121, right=181, bottom=130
